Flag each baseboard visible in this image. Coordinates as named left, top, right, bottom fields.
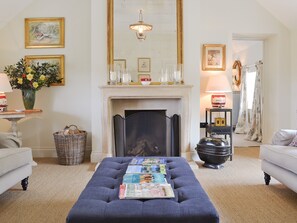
left=31, top=146, right=92, bottom=159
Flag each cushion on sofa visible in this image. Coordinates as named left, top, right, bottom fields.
left=271, top=129, right=297, bottom=146
left=0, top=132, right=21, bottom=148
left=260, top=144, right=297, bottom=175
left=288, top=134, right=297, bottom=147
left=0, top=148, right=33, bottom=176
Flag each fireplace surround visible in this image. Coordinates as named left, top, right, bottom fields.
left=91, top=85, right=192, bottom=162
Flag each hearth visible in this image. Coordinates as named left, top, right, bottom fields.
left=114, top=110, right=180, bottom=157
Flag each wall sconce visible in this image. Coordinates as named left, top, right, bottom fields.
left=0, top=73, right=13, bottom=112
left=129, top=10, right=152, bottom=41
left=205, top=74, right=232, bottom=108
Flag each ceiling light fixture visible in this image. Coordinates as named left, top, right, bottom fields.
left=129, top=10, right=152, bottom=41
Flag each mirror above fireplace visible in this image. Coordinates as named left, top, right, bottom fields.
left=107, top=0, right=183, bottom=83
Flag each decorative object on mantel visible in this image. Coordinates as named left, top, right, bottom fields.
left=129, top=10, right=152, bottom=41
left=4, top=58, right=62, bottom=110
left=202, top=44, right=226, bottom=71
left=205, top=74, right=231, bottom=108
left=140, top=77, right=151, bottom=86
left=0, top=73, right=13, bottom=112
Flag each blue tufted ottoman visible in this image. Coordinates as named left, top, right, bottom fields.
left=66, top=157, right=219, bottom=223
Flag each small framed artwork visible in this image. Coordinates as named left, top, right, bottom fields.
left=25, top=17, right=65, bottom=48
left=202, top=44, right=226, bottom=71
left=25, top=55, right=65, bottom=86
left=138, top=58, right=151, bottom=73
left=114, top=59, right=126, bottom=71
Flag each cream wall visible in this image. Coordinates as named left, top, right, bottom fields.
left=198, top=0, right=292, bottom=144
left=291, top=31, right=297, bottom=128
left=0, top=0, right=294, bottom=160
left=0, top=0, right=92, bottom=157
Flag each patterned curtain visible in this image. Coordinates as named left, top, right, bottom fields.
left=246, top=63, right=263, bottom=142
left=234, top=68, right=250, bottom=134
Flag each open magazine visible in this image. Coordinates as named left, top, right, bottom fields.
left=123, top=173, right=167, bottom=184
left=119, top=183, right=175, bottom=199
left=129, top=157, right=166, bottom=165
left=126, top=164, right=166, bottom=175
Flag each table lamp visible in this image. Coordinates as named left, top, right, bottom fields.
left=205, top=74, right=231, bottom=108
left=0, top=73, right=13, bottom=112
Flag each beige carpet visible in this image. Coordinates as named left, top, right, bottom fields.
left=0, top=148, right=296, bottom=223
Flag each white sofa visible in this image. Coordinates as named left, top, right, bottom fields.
left=259, top=129, right=297, bottom=193
left=0, top=133, right=33, bottom=195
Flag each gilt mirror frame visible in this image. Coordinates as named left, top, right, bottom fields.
left=107, top=0, right=183, bottom=83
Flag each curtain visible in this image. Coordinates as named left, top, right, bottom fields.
left=245, top=63, right=263, bottom=142
left=234, top=68, right=250, bottom=134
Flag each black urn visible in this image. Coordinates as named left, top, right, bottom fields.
left=195, top=137, right=231, bottom=169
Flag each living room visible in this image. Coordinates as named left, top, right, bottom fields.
left=0, top=0, right=297, bottom=222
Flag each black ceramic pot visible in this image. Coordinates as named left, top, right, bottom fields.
left=195, top=137, right=231, bottom=169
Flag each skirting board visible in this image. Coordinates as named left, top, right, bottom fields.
left=31, top=146, right=92, bottom=159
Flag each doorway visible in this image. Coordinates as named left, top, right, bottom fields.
left=232, top=39, right=263, bottom=147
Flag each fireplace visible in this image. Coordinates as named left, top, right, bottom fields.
left=92, top=85, right=193, bottom=163
left=113, top=110, right=180, bottom=157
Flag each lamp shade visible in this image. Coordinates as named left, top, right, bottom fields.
left=205, top=74, right=232, bottom=93
left=205, top=75, right=231, bottom=108
left=0, top=73, right=12, bottom=93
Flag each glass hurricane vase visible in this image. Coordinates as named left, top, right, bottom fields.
left=22, top=89, right=36, bottom=110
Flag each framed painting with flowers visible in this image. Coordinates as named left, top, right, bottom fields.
left=25, top=17, right=65, bottom=48
left=202, top=44, right=226, bottom=71
left=25, top=55, right=65, bottom=86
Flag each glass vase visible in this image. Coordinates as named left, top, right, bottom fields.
left=22, top=89, right=36, bottom=110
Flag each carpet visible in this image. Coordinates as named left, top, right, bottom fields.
left=0, top=148, right=296, bottom=223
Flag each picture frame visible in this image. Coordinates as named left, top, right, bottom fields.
left=202, top=44, right=226, bottom=71
left=25, top=17, right=65, bottom=48
left=25, top=55, right=65, bottom=86
left=138, top=58, right=151, bottom=73
left=114, top=59, right=126, bottom=71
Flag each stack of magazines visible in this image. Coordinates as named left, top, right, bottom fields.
left=119, top=157, right=175, bottom=199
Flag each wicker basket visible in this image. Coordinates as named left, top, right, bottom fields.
left=53, top=125, right=87, bottom=165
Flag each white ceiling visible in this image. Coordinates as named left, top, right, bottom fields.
left=0, top=0, right=296, bottom=30
left=0, top=0, right=34, bottom=29
left=256, top=0, right=297, bottom=30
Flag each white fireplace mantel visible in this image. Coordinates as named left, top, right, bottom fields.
left=91, top=85, right=193, bottom=162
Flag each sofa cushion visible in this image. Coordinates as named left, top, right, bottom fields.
left=260, top=144, right=297, bottom=175
left=288, top=134, right=297, bottom=147
left=271, top=129, right=297, bottom=146
left=0, top=148, right=33, bottom=176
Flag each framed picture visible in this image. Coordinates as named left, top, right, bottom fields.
left=25, top=55, right=65, bottom=86
left=114, top=59, right=126, bottom=71
left=25, top=17, right=65, bottom=48
left=138, top=58, right=151, bottom=73
left=202, top=44, right=226, bottom=71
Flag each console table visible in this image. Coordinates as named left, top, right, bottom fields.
left=0, top=109, right=43, bottom=137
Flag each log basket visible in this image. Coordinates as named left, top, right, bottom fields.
left=53, top=125, right=87, bottom=165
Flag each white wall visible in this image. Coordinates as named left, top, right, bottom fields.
left=233, top=41, right=263, bottom=66
left=198, top=0, right=291, bottom=144
left=0, top=0, right=294, bottom=160
left=291, top=31, right=297, bottom=128
left=0, top=0, right=92, bottom=157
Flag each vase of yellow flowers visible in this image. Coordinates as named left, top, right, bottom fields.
left=4, top=58, right=62, bottom=109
